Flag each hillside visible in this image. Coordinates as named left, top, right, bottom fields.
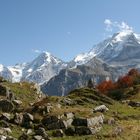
left=0, top=77, right=140, bottom=139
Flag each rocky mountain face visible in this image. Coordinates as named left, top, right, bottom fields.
left=1, top=30, right=140, bottom=96
left=1, top=52, right=67, bottom=84
left=41, top=58, right=120, bottom=96
left=0, top=64, right=13, bottom=81
left=21, top=52, right=67, bottom=84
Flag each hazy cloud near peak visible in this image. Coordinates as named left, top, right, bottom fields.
left=104, top=19, right=133, bottom=32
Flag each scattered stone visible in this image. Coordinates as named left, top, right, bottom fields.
left=47, top=120, right=67, bottom=130
left=33, top=135, right=43, bottom=140
left=0, top=120, right=10, bottom=128
left=0, top=85, right=7, bottom=96
left=52, top=129, right=64, bottom=137
left=12, top=100, right=22, bottom=107
left=121, top=100, right=130, bottom=104
left=64, top=112, right=74, bottom=119
left=0, top=135, right=6, bottom=140
left=56, top=104, right=61, bottom=109
left=72, top=118, right=87, bottom=126
left=6, top=136, right=17, bottom=140
left=93, top=105, right=109, bottom=113
left=62, top=98, right=75, bottom=105
left=3, top=128, right=12, bottom=134
left=18, top=132, right=28, bottom=140
left=87, top=115, right=104, bottom=127
left=107, top=117, right=116, bottom=125
left=112, top=126, right=123, bottom=137
left=22, top=113, right=34, bottom=128
left=0, top=113, right=11, bottom=122
left=27, top=129, right=33, bottom=135
left=128, top=101, right=140, bottom=107
left=65, top=127, right=75, bottom=136
left=23, top=113, right=34, bottom=122
left=0, top=128, right=12, bottom=136
left=42, top=115, right=60, bottom=125
left=35, top=127, right=48, bottom=139
left=13, top=113, right=23, bottom=125
left=0, top=100, right=14, bottom=112
left=75, top=127, right=93, bottom=135
left=65, top=118, right=73, bottom=127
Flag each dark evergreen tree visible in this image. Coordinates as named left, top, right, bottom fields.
left=87, top=78, right=94, bottom=88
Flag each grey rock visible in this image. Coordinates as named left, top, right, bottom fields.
left=47, top=120, right=67, bottom=130
left=35, top=127, right=48, bottom=139
left=42, top=115, right=60, bottom=125
left=52, top=129, right=64, bottom=137
left=0, top=113, right=11, bottom=122
left=0, top=85, right=7, bottom=96
left=72, top=115, right=104, bottom=127
left=93, top=105, right=109, bottom=113
left=128, top=101, right=140, bottom=107
left=64, top=112, right=74, bottom=119
left=65, top=127, right=75, bottom=136
left=112, top=126, right=123, bottom=137
left=33, top=135, right=43, bottom=140
left=13, top=113, right=23, bottom=125
left=0, top=100, right=14, bottom=112
left=0, top=135, right=6, bottom=140
left=18, top=132, right=28, bottom=140
left=12, top=100, right=22, bottom=107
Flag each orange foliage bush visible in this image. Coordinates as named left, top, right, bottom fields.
left=96, top=69, right=140, bottom=94
left=96, top=80, right=115, bottom=94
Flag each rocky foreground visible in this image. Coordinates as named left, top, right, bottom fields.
left=0, top=78, right=140, bottom=140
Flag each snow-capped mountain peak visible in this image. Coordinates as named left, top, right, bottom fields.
left=112, top=30, right=133, bottom=43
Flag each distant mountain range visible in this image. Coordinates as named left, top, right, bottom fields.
left=1, top=30, right=140, bottom=95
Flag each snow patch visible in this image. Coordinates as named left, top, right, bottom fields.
left=0, top=64, right=4, bottom=72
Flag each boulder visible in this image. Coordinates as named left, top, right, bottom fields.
left=72, top=115, right=104, bottom=127
left=65, top=118, right=73, bottom=127
left=13, top=113, right=23, bottom=125
left=0, top=85, right=7, bottom=96
left=22, top=113, right=34, bottom=128
left=0, top=135, right=6, bottom=140
left=52, top=129, right=64, bottom=137
left=42, top=115, right=60, bottom=125
left=112, top=126, right=123, bottom=137
left=6, top=136, right=17, bottom=140
left=72, top=118, right=87, bottom=126
left=61, top=98, right=75, bottom=105
left=26, top=129, right=33, bottom=135
left=87, top=115, right=104, bottom=127
left=106, top=117, right=116, bottom=125
left=65, top=127, right=75, bottom=136
left=0, top=128, right=12, bottom=135
left=33, top=135, right=43, bottom=140
left=47, top=120, right=67, bottom=130
left=0, top=120, right=10, bottom=128
left=128, top=101, right=140, bottom=107
left=23, top=113, right=34, bottom=122
left=93, top=105, right=109, bottom=113
left=12, top=100, right=22, bottom=107
left=75, top=126, right=102, bottom=135
left=0, top=113, right=11, bottom=122
left=0, top=100, right=14, bottom=112
left=18, top=132, right=28, bottom=140
left=35, top=127, right=48, bottom=139
left=64, top=112, right=74, bottom=119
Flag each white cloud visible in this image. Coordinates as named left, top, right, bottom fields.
left=32, top=49, right=41, bottom=53
left=104, top=19, right=133, bottom=32
left=104, top=19, right=113, bottom=32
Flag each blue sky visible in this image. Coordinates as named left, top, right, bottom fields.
left=0, top=0, right=140, bottom=66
